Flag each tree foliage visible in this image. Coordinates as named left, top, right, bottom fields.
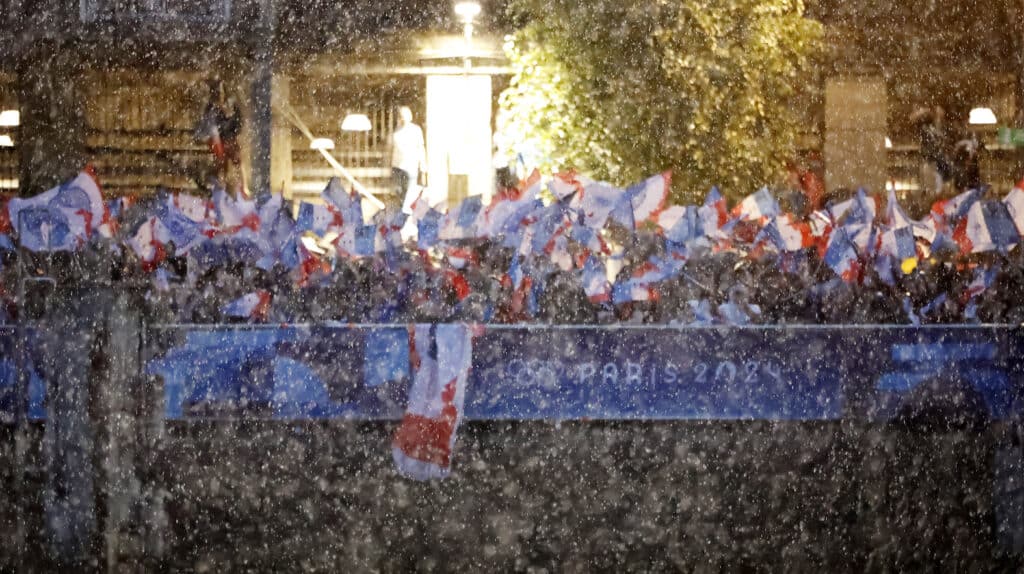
left=499, top=0, right=822, bottom=202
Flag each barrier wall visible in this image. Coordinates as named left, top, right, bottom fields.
left=2, top=322, right=1024, bottom=570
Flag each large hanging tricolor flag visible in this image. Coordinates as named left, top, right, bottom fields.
left=221, top=290, right=272, bottom=322
left=392, top=323, right=474, bottom=481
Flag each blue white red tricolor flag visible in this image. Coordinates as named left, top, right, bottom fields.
left=957, top=200, right=1019, bottom=253
left=392, top=323, right=474, bottom=481
left=734, top=187, right=780, bottom=222
left=221, top=290, right=272, bottom=322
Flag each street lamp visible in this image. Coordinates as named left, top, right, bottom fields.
left=0, top=110, right=18, bottom=127
left=340, top=113, right=372, bottom=132
left=454, top=1, right=482, bottom=70
left=968, top=107, right=997, bottom=125
left=454, top=1, right=481, bottom=22
left=310, top=137, right=335, bottom=150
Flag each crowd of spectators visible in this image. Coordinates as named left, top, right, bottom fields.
left=2, top=171, right=1024, bottom=328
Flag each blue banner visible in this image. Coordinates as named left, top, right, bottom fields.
left=0, top=327, right=48, bottom=422
left=141, top=324, right=1024, bottom=422
left=3, top=324, right=1021, bottom=422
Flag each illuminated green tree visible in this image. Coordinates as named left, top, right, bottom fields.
left=500, top=0, right=822, bottom=202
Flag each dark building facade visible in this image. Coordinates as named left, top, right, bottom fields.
left=0, top=0, right=1021, bottom=204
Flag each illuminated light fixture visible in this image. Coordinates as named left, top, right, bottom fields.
left=0, top=135, right=12, bottom=147
left=340, top=113, right=372, bottom=132
left=885, top=137, right=892, bottom=149
left=0, top=110, right=18, bottom=127
left=968, top=107, right=997, bottom=125
left=454, top=1, right=481, bottom=22
left=310, top=137, right=335, bottom=150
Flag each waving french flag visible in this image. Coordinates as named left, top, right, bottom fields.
left=173, top=192, right=210, bottom=223
left=1002, top=185, right=1024, bottom=236
left=884, top=189, right=914, bottom=229
left=695, top=187, right=729, bottom=241
left=156, top=195, right=211, bottom=254
left=760, top=214, right=811, bottom=252
left=127, top=217, right=168, bottom=271
left=657, top=205, right=700, bottom=244
left=221, top=290, right=272, bottom=322
left=612, top=256, right=682, bottom=303
left=52, top=167, right=109, bottom=238
left=824, top=227, right=861, bottom=282
left=931, top=188, right=982, bottom=230
left=582, top=255, right=611, bottom=303
left=440, top=196, right=484, bottom=241
left=579, top=180, right=626, bottom=230
left=483, top=187, right=540, bottom=238
left=734, top=188, right=780, bottom=222
left=828, top=189, right=876, bottom=226
left=614, top=172, right=670, bottom=228
left=213, top=188, right=260, bottom=234
left=296, top=201, right=343, bottom=236
left=963, top=266, right=997, bottom=303
left=548, top=170, right=587, bottom=201
left=392, top=324, right=474, bottom=481
left=11, top=203, right=76, bottom=252
left=322, top=178, right=364, bottom=228
left=956, top=200, right=1019, bottom=253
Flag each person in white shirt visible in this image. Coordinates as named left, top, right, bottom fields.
left=390, top=106, right=426, bottom=213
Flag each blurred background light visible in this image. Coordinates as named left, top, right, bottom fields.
left=309, top=137, right=335, bottom=150
left=340, top=113, right=372, bottom=132
left=454, top=1, right=481, bottom=23
left=0, top=110, right=18, bottom=127
left=968, top=107, right=997, bottom=125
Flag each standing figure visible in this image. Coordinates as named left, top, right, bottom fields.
left=911, top=105, right=951, bottom=196
left=952, top=135, right=982, bottom=192
left=197, top=78, right=247, bottom=196
left=390, top=106, right=426, bottom=214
